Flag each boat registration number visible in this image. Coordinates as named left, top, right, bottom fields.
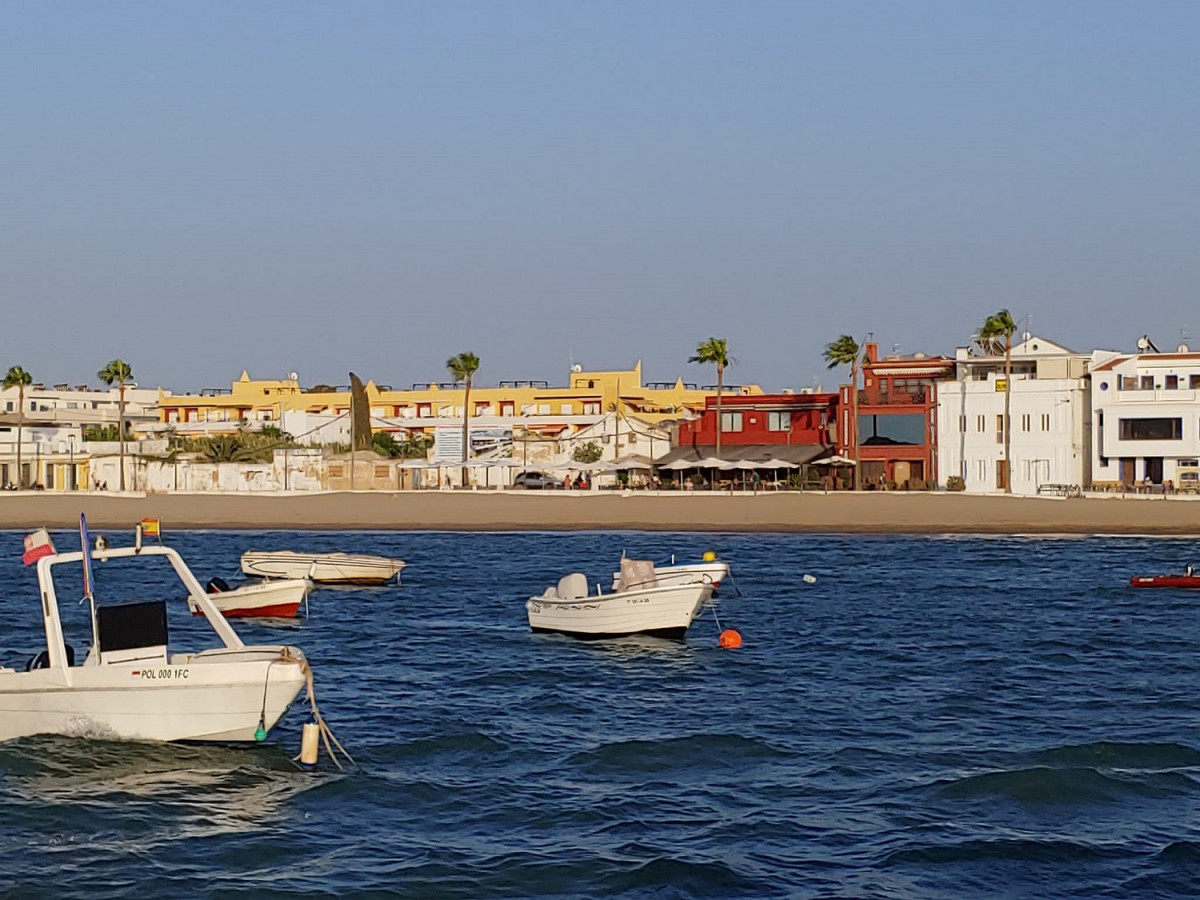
left=625, top=597, right=651, bottom=605
left=134, top=667, right=190, bottom=680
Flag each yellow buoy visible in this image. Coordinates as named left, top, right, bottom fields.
left=719, top=629, right=742, bottom=649
left=702, top=550, right=717, bottom=562
left=300, top=722, right=320, bottom=767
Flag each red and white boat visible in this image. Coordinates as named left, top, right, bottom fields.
left=1130, top=572, right=1200, bottom=589
left=191, top=577, right=312, bottom=618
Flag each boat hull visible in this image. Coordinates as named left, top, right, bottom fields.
left=0, top=646, right=307, bottom=743
left=1130, top=574, right=1200, bottom=588
left=192, top=579, right=310, bottom=618
left=241, top=551, right=405, bottom=585
left=527, top=583, right=714, bottom=639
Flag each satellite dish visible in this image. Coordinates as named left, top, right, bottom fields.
left=1179, top=344, right=1190, bottom=353
left=1137, top=335, right=1150, bottom=351
left=571, top=364, right=582, bottom=373
left=289, top=372, right=299, bottom=381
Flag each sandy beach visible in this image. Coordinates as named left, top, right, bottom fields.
left=0, top=490, right=1197, bottom=534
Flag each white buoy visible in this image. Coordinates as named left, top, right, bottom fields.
left=803, top=574, right=817, bottom=584
left=300, top=722, right=320, bottom=767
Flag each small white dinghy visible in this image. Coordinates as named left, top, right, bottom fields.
left=528, top=559, right=714, bottom=639
left=192, top=576, right=312, bottom=619
left=241, top=551, right=406, bottom=585
left=610, top=553, right=731, bottom=592
left=1, top=523, right=312, bottom=743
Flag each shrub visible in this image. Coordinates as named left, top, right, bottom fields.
left=946, top=475, right=965, bottom=492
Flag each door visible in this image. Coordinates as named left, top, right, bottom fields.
left=894, top=461, right=912, bottom=485
left=995, top=459, right=1007, bottom=490
left=1120, top=458, right=1136, bottom=486
left=1145, top=457, right=1163, bottom=485
left=861, top=460, right=885, bottom=487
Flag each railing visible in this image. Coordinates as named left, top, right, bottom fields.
left=858, top=390, right=926, bottom=405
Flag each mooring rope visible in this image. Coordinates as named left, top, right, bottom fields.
left=282, top=648, right=356, bottom=770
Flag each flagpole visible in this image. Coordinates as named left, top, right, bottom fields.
left=80, top=514, right=99, bottom=655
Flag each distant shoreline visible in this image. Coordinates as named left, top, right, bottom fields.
left=0, top=491, right=1198, bottom=535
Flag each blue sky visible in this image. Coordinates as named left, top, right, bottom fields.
left=2, top=2, right=1197, bottom=393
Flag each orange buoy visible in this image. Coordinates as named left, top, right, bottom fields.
left=719, top=629, right=742, bottom=649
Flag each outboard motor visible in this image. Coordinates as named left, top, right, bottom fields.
left=206, top=576, right=231, bottom=594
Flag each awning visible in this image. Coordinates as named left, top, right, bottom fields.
left=655, top=444, right=829, bottom=466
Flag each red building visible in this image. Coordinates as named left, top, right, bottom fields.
left=667, top=391, right=839, bottom=464
left=837, top=342, right=955, bottom=488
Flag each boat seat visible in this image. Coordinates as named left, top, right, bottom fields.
left=97, top=600, right=169, bottom=666
left=556, top=573, right=590, bottom=600
left=26, top=643, right=75, bottom=671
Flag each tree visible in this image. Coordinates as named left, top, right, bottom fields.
left=689, top=338, right=734, bottom=458
left=823, top=335, right=863, bottom=490
left=98, top=359, right=134, bottom=491
left=446, top=352, right=481, bottom=485
left=3, top=365, right=33, bottom=487
left=979, top=309, right=1017, bottom=494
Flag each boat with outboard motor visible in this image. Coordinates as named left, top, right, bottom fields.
left=529, top=558, right=714, bottom=639
left=0, top=522, right=313, bottom=743
left=241, top=550, right=406, bottom=585
left=193, top=575, right=312, bottom=618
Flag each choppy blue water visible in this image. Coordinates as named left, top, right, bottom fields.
left=0, top=529, right=1197, bottom=898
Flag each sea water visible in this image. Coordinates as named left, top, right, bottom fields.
left=0, top=529, right=1196, bottom=898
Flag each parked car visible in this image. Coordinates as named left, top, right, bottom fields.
left=513, top=471, right=564, bottom=490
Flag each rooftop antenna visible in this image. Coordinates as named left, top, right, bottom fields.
left=1136, top=334, right=1160, bottom=354
left=891, top=343, right=901, bottom=356
left=1179, top=325, right=1191, bottom=354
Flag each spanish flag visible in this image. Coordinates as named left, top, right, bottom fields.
left=139, top=518, right=161, bottom=537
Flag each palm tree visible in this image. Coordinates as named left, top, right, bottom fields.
left=98, top=359, right=134, bottom=491
left=823, top=335, right=863, bottom=490
left=3, top=365, right=33, bottom=487
left=446, top=351, right=480, bottom=486
left=978, top=309, right=1017, bottom=494
left=689, top=338, right=734, bottom=458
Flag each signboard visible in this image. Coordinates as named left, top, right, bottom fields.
left=432, top=426, right=513, bottom=462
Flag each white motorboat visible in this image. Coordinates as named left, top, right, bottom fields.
left=191, top=576, right=312, bottom=619
left=528, top=559, right=714, bottom=639
left=241, top=551, right=406, bottom=585
left=610, top=554, right=731, bottom=592
left=0, top=537, right=311, bottom=743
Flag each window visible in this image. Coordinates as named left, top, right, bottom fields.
left=995, top=414, right=1005, bottom=444
left=1118, top=418, right=1182, bottom=440
left=1166, top=375, right=1179, bottom=389
left=1099, top=456, right=1109, bottom=468
left=1140, top=375, right=1154, bottom=390
left=583, top=402, right=600, bottom=415
left=977, top=459, right=988, bottom=481
left=4, top=401, right=10, bottom=412
left=560, top=403, right=573, bottom=415
left=958, top=415, right=966, bottom=433
left=857, top=413, right=924, bottom=445
left=976, top=415, right=985, bottom=433
left=1191, top=375, right=1200, bottom=390
left=721, top=412, right=743, bottom=432
left=1041, top=414, right=1051, bottom=431
left=1021, top=414, right=1031, bottom=432
left=767, top=411, right=790, bottom=432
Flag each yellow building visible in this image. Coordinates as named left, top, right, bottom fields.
left=157, top=363, right=762, bottom=437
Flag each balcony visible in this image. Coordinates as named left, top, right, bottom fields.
left=858, top=390, right=927, bottom=406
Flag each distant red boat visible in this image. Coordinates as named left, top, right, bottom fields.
left=1130, top=573, right=1200, bottom=589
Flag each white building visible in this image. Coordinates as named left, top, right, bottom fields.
left=937, top=335, right=1095, bottom=493
left=1089, top=346, right=1200, bottom=489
